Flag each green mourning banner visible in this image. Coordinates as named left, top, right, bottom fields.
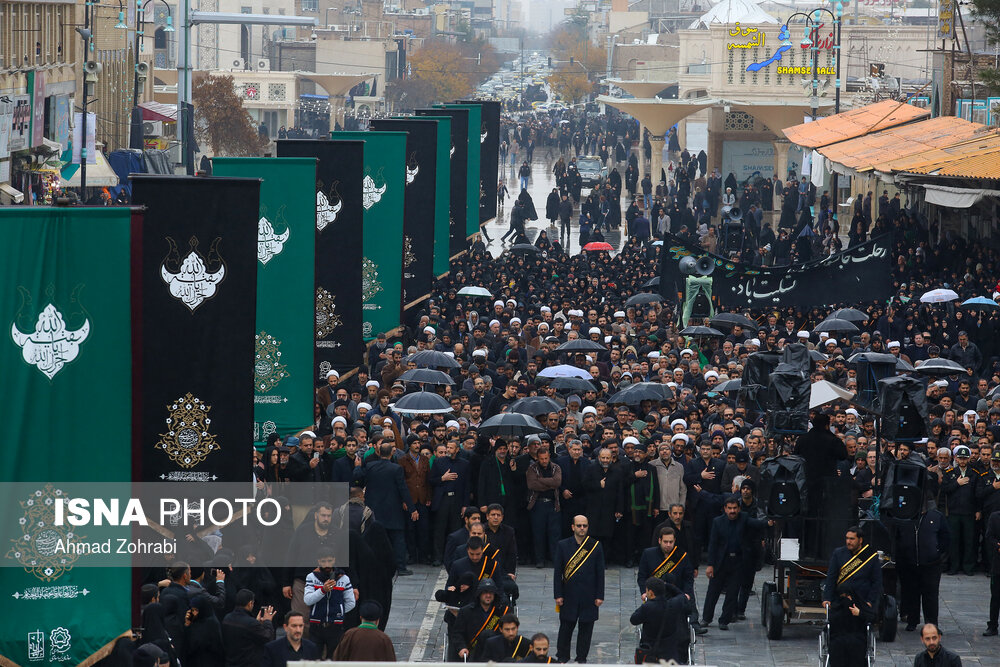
left=0, top=208, right=132, bottom=665
left=439, top=103, right=482, bottom=240
left=211, top=157, right=317, bottom=447
left=429, top=116, right=453, bottom=278
left=331, top=130, right=406, bottom=339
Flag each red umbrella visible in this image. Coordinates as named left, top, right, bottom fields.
left=583, top=242, right=613, bottom=252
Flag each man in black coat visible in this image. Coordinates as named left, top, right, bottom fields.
left=629, top=577, right=686, bottom=664
left=895, top=508, right=950, bottom=631
left=222, top=589, right=276, bottom=667
left=984, top=509, right=1000, bottom=635
left=795, top=413, right=847, bottom=555
left=702, top=496, right=770, bottom=630
left=683, top=440, right=727, bottom=552
left=481, top=613, right=530, bottom=662
left=583, top=448, right=624, bottom=558
left=557, top=441, right=590, bottom=537
left=637, top=525, right=693, bottom=598
left=553, top=515, right=605, bottom=663
left=160, top=564, right=192, bottom=658
left=262, top=611, right=319, bottom=666
left=430, top=441, right=470, bottom=565
left=353, top=442, right=418, bottom=575
left=914, top=623, right=963, bottom=667
left=443, top=507, right=482, bottom=570
left=823, top=526, right=882, bottom=613
left=450, top=579, right=511, bottom=661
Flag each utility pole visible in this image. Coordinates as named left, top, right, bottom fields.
left=81, top=2, right=91, bottom=191
left=520, top=33, right=524, bottom=110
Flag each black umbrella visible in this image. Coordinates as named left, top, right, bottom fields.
left=642, top=276, right=661, bottom=289
left=509, top=244, right=539, bottom=254
left=912, top=357, right=967, bottom=377
left=896, top=357, right=915, bottom=372
left=405, top=350, right=461, bottom=369
left=509, top=396, right=563, bottom=417
left=808, top=350, right=828, bottom=362
left=710, top=312, right=757, bottom=330
left=625, top=293, right=666, bottom=307
left=813, top=318, right=859, bottom=334
left=392, top=390, right=453, bottom=415
left=478, top=413, right=547, bottom=438
left=546, top=376, right=599, bottom=393
left=556, top=339, right=606, bottom=352
left=607, top=382, right=672, bottom=405
left=398, top=368, right=455, bottom=385
left=715, top=378, right=742, bottom=393
left=680, top=326, right=724, bottom=337
left=830, top=307, right=869, bottom=323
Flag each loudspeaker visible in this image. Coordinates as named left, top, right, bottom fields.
left=728, top=206, right=743, bottom=221
left=878, top=376, right=929, bottom=442
left=856, top=357, right=896, bottom=407
left=696, top=256, right=715, bottom=276
left=883, top=461, right=927, bottom=521
left=721, top=221, right=744, bottom=254
left=679, top=256, right=699, bottom=275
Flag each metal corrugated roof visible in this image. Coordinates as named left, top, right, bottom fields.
left=782, top=100, right=930, bottom=150
left=890, top=132, right=1000, bottom=179
left=818, top=116, right=985, bottom=172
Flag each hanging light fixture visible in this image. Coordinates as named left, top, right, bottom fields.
left=116, top=10, right=128, bottom=29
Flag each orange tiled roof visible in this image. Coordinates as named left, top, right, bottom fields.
left=817, top=116, right=986, bottom=172
left=889, top=131, right=1000, bottom=179
left=782, top=100, right=929, bottom=149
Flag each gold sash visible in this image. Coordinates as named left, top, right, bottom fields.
left=652, top=547, right=686, bottom=578
left=470, top=604, right=509, bottom=649
left=477, top=554, right=498, bottom=581
left=563, top=536, right=596, bottom=581
left=511, top=636, right=529, bottom=659
left=837, top=544, right=876, bottom=587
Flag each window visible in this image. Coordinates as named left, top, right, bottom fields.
left=301, top=0, right=318, bottom=11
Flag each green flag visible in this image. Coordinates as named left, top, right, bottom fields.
left=0, top=208, right=132, bottom=665
left=331, top=131, right=406, bottom=339
left=429, top=117, right=452, bottom=278
left=212, top=157, right=317, bottom=446
left=439, top=104, right=482, bottom=240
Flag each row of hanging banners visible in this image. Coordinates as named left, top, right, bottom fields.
left=0, top=101, right=500, bottom=666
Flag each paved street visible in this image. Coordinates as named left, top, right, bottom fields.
left=383, top=564, right=996, bottom=665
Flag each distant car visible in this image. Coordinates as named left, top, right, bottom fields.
left=576, top=156, right=607, bottom=187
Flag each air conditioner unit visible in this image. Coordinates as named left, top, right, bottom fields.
left=143, top=120, right=163, bottom=136
left=231, top=58, right=246, bottom=70
left=257, top=58, right=270, bottom=71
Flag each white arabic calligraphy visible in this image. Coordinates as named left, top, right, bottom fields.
left=362, top=174, right=387, bottom=210
left=11, top=304, right=90, bottom=380
left=316, top=190, right=342, bottom=232
left=160, top=238, right=226, bottom=311
left=406, top=164, right=419, bottom=185
left=257, top=216, right=289, bottom=265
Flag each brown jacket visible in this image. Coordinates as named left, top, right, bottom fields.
left=399, top=452, right=431, bottom=505
left=526, top=461, right=562, bottom=511
left=381, top=361, right=405, bottom=389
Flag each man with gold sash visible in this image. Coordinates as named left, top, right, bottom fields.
left=451, top=579, right=511, bottom=661
left=637, top=526, right=693, bottom=598
left=482, top=613, right=531, bottom=662
left=553, top=514, right=605, bottom=663
left=823, top=526, right=882, bottom=667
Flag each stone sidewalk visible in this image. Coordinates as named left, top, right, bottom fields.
left=383, top=565, right=997, bottom=665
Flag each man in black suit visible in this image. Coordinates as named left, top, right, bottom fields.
left=262, top=611, right=319, bottom=666
left=553, top=515, right=605, bottom=663
left=637, top=526, right=693, bottom=598
left=823, top=527, right=881, bottom=666
left=684, top=441, right=727, bottom=553
left=444, top=508, right=483, bottom=570
left=431, top=441, right=470, bottom=566
left=353, top=442, right=418, bottom=575
left=556, top=441, right=590, bottom=537
left=702, top=496, right=770, bottom=630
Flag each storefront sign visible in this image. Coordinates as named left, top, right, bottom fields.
left=727, top=23, right=765, bottom=50
left=747, top=25, right=792, bottom=72
left=8, top=95, right=31, bottom=152
left=777, top=66, right=836, bottom=75
left=0, top=96, right=13, bottom=160
left=48, top=95, right=71, bottom=149
left=938, top=0, right=955, bottom=40
left=27, top=70, right=46, bottom=148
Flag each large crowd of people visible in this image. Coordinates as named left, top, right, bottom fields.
left=113, top=109, right=1000, bottom=667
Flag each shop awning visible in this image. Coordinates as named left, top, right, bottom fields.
left=60, top=151, right=120, bottom=188
left=139, top=101, right=177, bottom=122
left=889, top=131, right=1000, bottom=180
left=818, top=116, right=985, bottom=173
left=921, top=184, right=1000, bottom=209
left=782, top=99, right=929, bottom=150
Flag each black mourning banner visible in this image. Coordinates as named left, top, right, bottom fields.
left=659, top=233, right=892, bottom=309
left=461, top=99, right=500, bottom=225
left=416, top=107, right=468, bottom=258
left=276, top=139, right=364, bottom=380
left=131, top=175, right=259, bottom=482
left=369, top=119, right=436, bottom=313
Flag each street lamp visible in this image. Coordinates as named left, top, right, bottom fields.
left=785, top=6, right=843, bottom=213
left=130, top=0, right=173, bottom=149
